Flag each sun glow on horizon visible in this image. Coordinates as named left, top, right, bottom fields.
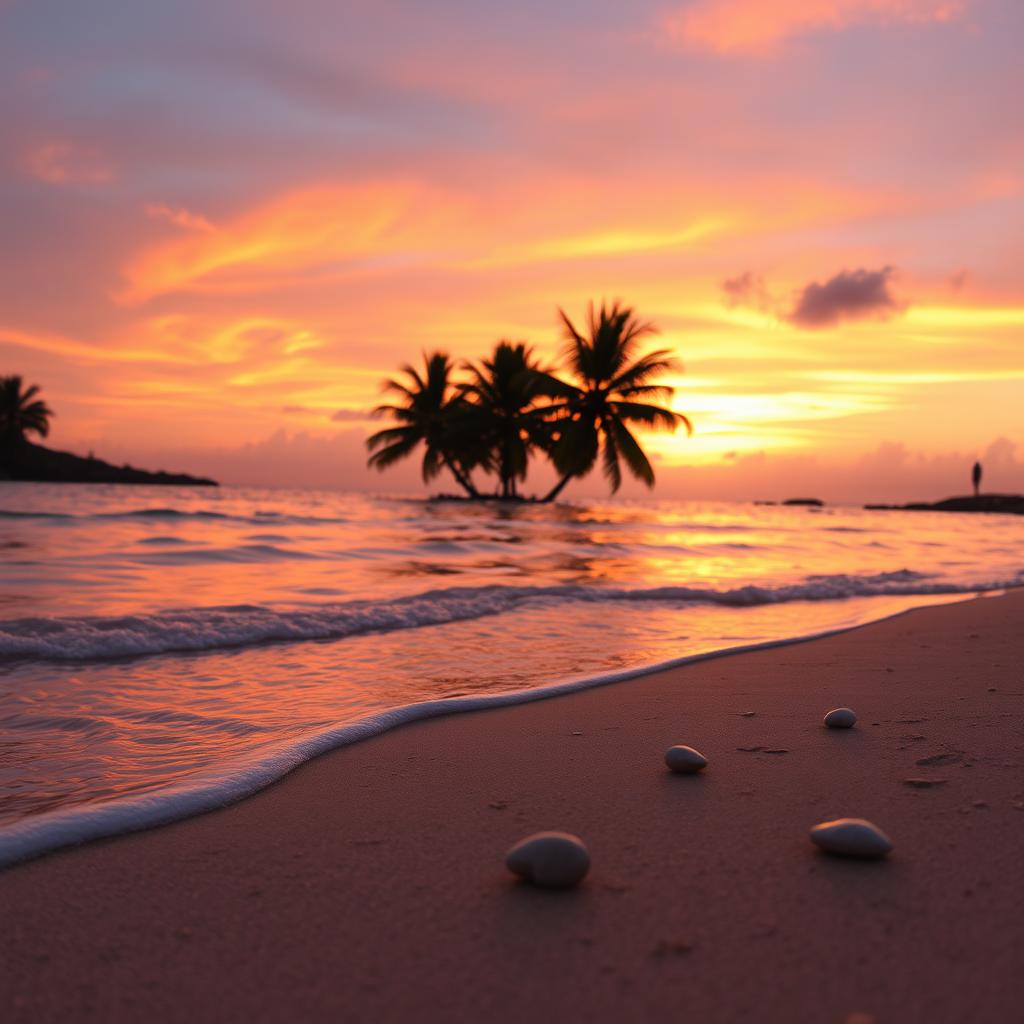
left=2, top=0, right=1022, bottom=501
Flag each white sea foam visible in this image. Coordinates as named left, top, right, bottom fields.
left=3, top=488, right=1022, bottom=868
left=1, top=573, right=1020, bottom=663
left=0, top=601, right=963, bottom=869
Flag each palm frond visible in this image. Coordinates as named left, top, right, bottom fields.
left=366, top=425, right=416, bottom=451
left=609, top=350, right=680, bottom=391
left=367, top=435, right=419, bottom=470
left=610, top=418, right=655, bottom=487
left=600, top=426, right=622, bottom=493
left=610, top=401, right=690, bottom=433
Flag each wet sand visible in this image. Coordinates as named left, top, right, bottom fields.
left=3, top=592, right=1023, bottom=1023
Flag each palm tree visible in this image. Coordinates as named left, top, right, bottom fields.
left=461, top=341, right=554, bottom=499
left=0, top=376, right=54, bottom=448
left=366, top=352, right=483, bottom=497
left=540, top=301, right=691, bottom=502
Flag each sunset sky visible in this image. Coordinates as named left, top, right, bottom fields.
left=2, top=0, right=1022, bottom=501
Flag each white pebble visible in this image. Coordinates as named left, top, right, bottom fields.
left=824, top=707, right=857, bottom=729
left=664, top=745, right=708, bottom=774
left=809, top=818, right=893, bottom=859
left=505, top=831, right=590, bottom=888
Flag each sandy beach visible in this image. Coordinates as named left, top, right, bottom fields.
left=3, top=591, right=1023, bottom=1023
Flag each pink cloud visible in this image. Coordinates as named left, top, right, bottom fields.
left=22, top=141, right=111, bottom=185
left=665, top=0, right=967, bottom=54
left=144, top=202, right=215, bottom=233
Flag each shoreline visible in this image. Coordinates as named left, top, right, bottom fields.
left=0, top=590, right=983, bottom=869
left=3, top=591, right=1024, bottom=1021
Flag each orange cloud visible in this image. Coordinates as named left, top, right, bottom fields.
left=0, top=325, right=182, bottom=364
left=665, top=0, right=966, bottom=53
left=22, top=141, right=111, bottom=185
left=120, top=171, right=899, bottom=306
left=144, top=202, right=215, bottom=233
left=120, top=181, right=463, bottom=303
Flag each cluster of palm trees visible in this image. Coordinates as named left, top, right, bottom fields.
left=0, top=375, right=53, bottom=448
left=366, top=301, right=691, bottom=502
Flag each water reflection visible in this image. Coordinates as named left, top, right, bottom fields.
left=1, top=482, right=1023, bottom=827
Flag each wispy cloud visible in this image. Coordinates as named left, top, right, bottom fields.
left=721, top=271, right=773, bottom=313
left=330, top=407, right=373, bottom=422
left=119, top=181, right=460, bottom=303
left=145, top=202, right=215, bottom=233
left=665, top=0, right=967, bottom=54
left=22, top=141, right=111, bottom=185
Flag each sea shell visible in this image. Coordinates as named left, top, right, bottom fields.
left=505, top=832, right=590, bottom=888
left=809, top=818, right=893, bottom=859
left=824, top=707, right=857, bottom=729
left=664, top=745, right=708, bottom=773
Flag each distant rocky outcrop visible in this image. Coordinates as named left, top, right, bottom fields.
left=865, top=494, right=1024, bottom=515
left=754, top=498, right=825, bottom=507
left=0, top=440, right=217, bottom=486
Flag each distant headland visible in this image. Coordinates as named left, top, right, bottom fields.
left=1, top=375, right=217, bottom=486
left=0, top=440, right=218, bottom=487
left=865, top=494, right=1024, bottom=515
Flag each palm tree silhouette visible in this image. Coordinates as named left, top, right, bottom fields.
left=541, top=301, right=690, bottom=502
left=0, top=375, right=54, bottom=448
left=366, top=352, right=482, bottom=497
left=461, top=341, right=553, bottom=499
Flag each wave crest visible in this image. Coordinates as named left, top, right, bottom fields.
left=1, top=572, right=1019, bottom=663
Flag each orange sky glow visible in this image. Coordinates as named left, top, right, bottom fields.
left=1, top=0, right=1022, bottom=501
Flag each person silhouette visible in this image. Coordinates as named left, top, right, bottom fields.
left=972, top=461, right=982, bottom=498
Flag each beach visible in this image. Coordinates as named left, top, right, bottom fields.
left=3, top=590, right=1023, bottom=1023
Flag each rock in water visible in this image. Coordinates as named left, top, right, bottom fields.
left=505, top=832, right=590, bottom=888
left=824, top=707, right=857, bottom=729
left=810, top=818, right=893, bottom=859
left=664, top=745, right=708, bottom=773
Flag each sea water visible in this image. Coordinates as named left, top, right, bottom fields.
left=1, top=483, right=1021, bottom=863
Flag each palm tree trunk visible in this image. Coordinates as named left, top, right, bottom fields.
left=541, top=473, right=574, bottom=503
left=443, top=456, right=479, bottom=498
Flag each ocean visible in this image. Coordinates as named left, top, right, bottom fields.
left=1, top=482, right=1022, bottom=865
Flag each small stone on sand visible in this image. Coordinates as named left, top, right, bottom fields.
left=505, top=832, right=590, bottom=888
left=664, top=745, right=708, bottom=773
left=824, top=707, right=857, bottom=729
left=809, top=818, right=893, bottom=859
left=903, top=778, right=947, bottom=788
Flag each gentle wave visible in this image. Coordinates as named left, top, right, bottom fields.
left=0, top=605, right=953, bottom=869
left=129, top=543, right=324, bottom=565
left=0, top=507, right=350, bottom=526
left=1, top=571, right=1020, bottom=663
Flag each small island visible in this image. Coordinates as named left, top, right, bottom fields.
left=0, top=376, right=218, bottom=486
left=865, top=494, right=1024, bottom=515
left=366, top=301, right=690, bottom=502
